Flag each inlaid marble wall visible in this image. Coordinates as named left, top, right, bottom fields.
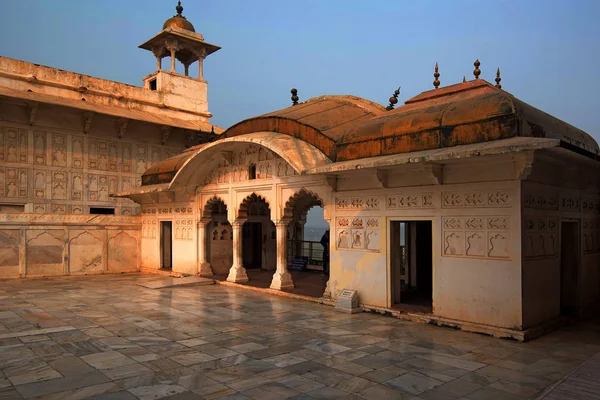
left=0, top=123, right=181, bottom=215
left=0, top=214, right=140, bottom=278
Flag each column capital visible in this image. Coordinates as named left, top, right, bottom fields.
left=230, top=219, right=246, bottom=228
left=275, top=219, right=292, bottom=227
left=197, top=218, right=211, bottom=227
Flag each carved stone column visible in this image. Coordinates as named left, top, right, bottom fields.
left=270, top=220, right=294, bottom=290
left=166, top=41, right=178, bottom=73
left=194, top=48, right=207, bottom=80
left=197, top=220, right=212, bottom=276
left=227, top=220, right=248, bottom=283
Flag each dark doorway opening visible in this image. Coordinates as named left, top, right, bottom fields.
left=242, top=222, right=262, bottom=269
left=90, top=207, right=114, bottom=215
left=560, top=221, right=580, bottom=316
left=161, top=221, right=173, bottom=270
left=390, top=220, right=433, bottom=311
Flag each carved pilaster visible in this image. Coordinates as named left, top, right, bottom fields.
left=27, top=101, right=38, bottom=125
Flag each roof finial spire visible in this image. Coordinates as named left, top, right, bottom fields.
left=386, top=87, right=401, bottom=111
left=473, top=59, right=481, bottom=79
left=495, top=67, right=502, bottom=89
left=463, top=76, right=467, bottom=83
left=176, top=1, right=183, bottom=16
left=291, top=88, right=299, bottom=106
left=433, top=62, right=440, bottom=89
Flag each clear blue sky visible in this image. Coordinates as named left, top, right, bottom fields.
left=1, top=0, right=599, bottom=143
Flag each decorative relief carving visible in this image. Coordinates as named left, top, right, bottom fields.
left=443, top=191, right=511, bottom=208
left=51, top=172, right=67, bottom=200
left=1, top=127, right=27, bottom=163
left=211, top=221, right=232, bottom=241
left=443, top=216, right=510, bottom=259
left=72, top=136, right=84, bottom=168
left=583, top=218, right=600, bottom=254
left=336, top=216, right=380, bottom=252
left=51, top=134, right=67, bottom=167
left=523, top=187, right=559, bottom=210
left=582, top=198, right=600, bottom=214
left=386, top=194, right=433, bottom=209
left=136, top=145, right=148, bottom=174
left=174, top=219, right=194, bottom=240
left=1, top=167, right=27, bottom=198
left=34, top=131, right=46, bottom=165
left=142, top=220, right=157, bottom=239
left=122, top=143, right=132, bottom=173
left=560, top=195, right=581, bottom=212
left=88, top=174, right=109, bottom=202
left=335, top=197, right=380, bottom=210
left=523, top=216, right=558, bottom=259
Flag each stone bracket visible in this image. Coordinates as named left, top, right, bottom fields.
left=83, top=112, right=94, bottom=134
left=27, top=101, right=38, bottom=125
left=160, top=126, right=172, bottom=145
left=375, top=169, right=388, bottom=188
left=117, top=118, right=129, bottom=139
left=514, top=153, right=535, bottom=180
left=325, top=175, right=337, bottom=191
left=426, top=164, right=443, bottom=185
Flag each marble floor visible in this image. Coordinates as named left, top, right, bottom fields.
left=0, top=274, right=598, bottom=400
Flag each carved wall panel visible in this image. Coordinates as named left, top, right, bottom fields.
left=51, top=172, right=67, bottom=200
left=583, top=218, right=600, bottom=254
left=121, top=143, right=132, bottom=172
left=582, top=198, right=600, bottom=214
left=151, top=146, right=161, bottom=165
left=107, top=231, right=138, bottom=272
left=33, top=131, right=46, bottom=165
left=0, top=230, right=20, bottom=268
left=442, top=191, right=511, bottom=208
left=174, top=219, right=194, bottom=240
left=1, top=127, right=27, bottom=163
left=135, top=145, right=148, bottom=174
left=72, top=136, right=84, bottom=168
left=1, top=167, right=27, bottom=198
left=26, top=230, right=64, bottom=275
left=142, top=219, right=157, bottom=239
left=522, top=186, right=559, bottom=210
left=51, top=204, right=66, bottom=214
left=51, top=133, right=67, bottom=167
left=560, top=195, right=581, bottom=212
left=443, top=216, right=511, bottom=259
left=523, top=217, right=558, bottom=259
left=336, top=216, right=381, bottom=252
left=33, top=170, right=48, bottom=200
left=69, top=231, right=104, bottom=274
left=88, top=138, right=115, bottom=171
left=88, top=174, right=109, bottom=202
left=386, top=194, right=433, bottom=209
left=335, top=197, right=380, bottom=211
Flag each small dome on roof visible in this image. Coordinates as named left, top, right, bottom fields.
left=163, top=1, right=195, bottom=32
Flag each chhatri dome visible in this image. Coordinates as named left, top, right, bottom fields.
left=163, top=1, right=195, bottom=32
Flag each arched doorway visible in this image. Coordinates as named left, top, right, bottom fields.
left=238, top=194, right=276, bottom=271
left=202, top=197, right=232, bottom=275
left=284, top=189, right=329, bottom=296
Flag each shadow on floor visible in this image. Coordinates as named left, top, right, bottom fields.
left=213, top=268, right=328, bottom=298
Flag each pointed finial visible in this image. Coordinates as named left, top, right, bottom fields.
left=463, top=76, right=467, bottom=83
left=386, top=87, right=401, bottom=111
left=473, top=59, right=481, bottom=79
left=291, top=88, right=299, bottom=106
left=495, top=67, right=502, bottom=89
left=176, top=1, right=183, bottom=15
left=433, top=62, right=440, bottom=89
left=211, top=125, right=215, bottom=134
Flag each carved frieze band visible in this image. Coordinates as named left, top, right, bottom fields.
left=336, top=216, right=381, bottom=252
left=335, top=197, right=380, bottom=211
left=386, top=194, right=433, bottom=209
left=442, top=191, right=511, bottom=208
left=443, top=216, right=510, bottom=259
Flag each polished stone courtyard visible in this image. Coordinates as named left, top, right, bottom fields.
left=0, top=274, right=599, bottom=400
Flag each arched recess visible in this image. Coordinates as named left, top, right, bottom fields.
left=238, top=193, right=276, bottom=271
left=203, top=196, right=232, bottom=275
left=284, top=189, right=330, bottom=277
left=168, top=132, right=332, bottom=190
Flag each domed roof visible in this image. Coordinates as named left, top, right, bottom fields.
left=163, top=1, right=195, bottom=32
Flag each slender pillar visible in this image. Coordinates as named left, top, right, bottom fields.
left=156, top=56, right=162, bottom=71
left=184, top=63, right=190, bottom=77
left=170, top=49, right=176, bottom=73
left=198, top=58, right=204, bottom=80
left=197, top=221, right=212, bottom=276
left=227, top=220, right=248, bottom=283
left=270, top=220, right=294, bottom=290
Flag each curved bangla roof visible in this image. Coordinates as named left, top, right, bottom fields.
left=140, top=80, right=599, bottom=186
